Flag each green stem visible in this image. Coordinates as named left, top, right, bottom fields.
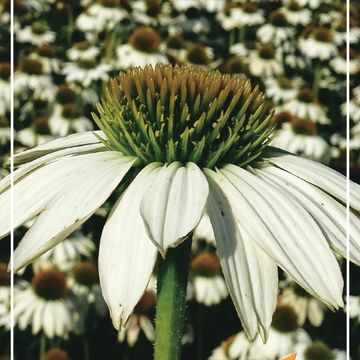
left=39, top=333, right=46, bottom=360
left=154, top=238, right=192, bottom=360
left=313, top=63, right=322, bottom=97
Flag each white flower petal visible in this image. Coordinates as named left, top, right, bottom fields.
left=0, top=143, right=106, bottom=193
left=99, top=163, right=160, bottom=330
left=14, top=131, right=104, bottom=165
left=140, top=162, right=208, bottom=255
left=14, top=152, right=135, bottom=271
left=257, top=165, right=360, bottom=265
left=219, top=164, right=344, bottom=309
left=264, top=149, right=360, bottom=211
left=205, top=170, right=278, bottom=341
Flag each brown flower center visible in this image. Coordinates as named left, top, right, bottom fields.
left=304, top=342, right=334, bottom=360
left=187, top=44, right=210, bottom=65
left=61, top=103, right=81, bottom=119
left=146, top=0, right=161, bottom=17
left=129, top=27, right=160, bottom=53
left=73, top=262, right=99, bottom=287
left=135, top=291, right=156, bottom=315
left=242, top=2, right=257, bottom=13
left=34, top=115, right=50, bottom=135
left=259, top=44, right=275, bottom=60
left=100, top=0, right=119, bottom=7
left=56, top=85, right=77, bottom=104
left=225, top=57, right=246, bottom=74
left=78, top=59, right=96, bottom=69
left=272, top=111, right=293, bottom=127
left=291, top=117, right=317, bottom=135
left=312, top=27, right=333, bottom=43
left=271, top=305, right=299, bottom=333
left=166, top=34, right=185, bottom=50
left=0, top=62, right=10, bottom=81
left=277, top=76, right=293, bottom=89
left=0, top=263, right=10, bottom=286
left=297, top=88, right=315, bottom=103
left=32, top=268, right=68, bottom=300
left=191, top=252, right=221, bottom=277
left=74, top=40, right=91, bottom=51
left=287, top=0, right=301, bottom=11
left=31, top=22, right=47, bottom=35
left=21, top=58, right=43, bottom=75
left=37, top=44, right=56, bottom=58
left=269, top=10, right=289, bottom=27
left=45, top=348, right=70, bottom=360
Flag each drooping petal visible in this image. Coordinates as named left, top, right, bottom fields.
left=13, top=152, right=135, bottom=271
left=140, top=162, right=208, bottom=256
left=205, top=172, right=278, bottom=341
left=264, top=148, right=360, bottom=211
left=13, top=130, right=104, bottom=165
left=218, top=164, right=344, bottom=309
left=256, top=164, right=360, bottom=264
left=99, top=163, right=160, bottom=330
left=0, top=143, right=106, bottom=193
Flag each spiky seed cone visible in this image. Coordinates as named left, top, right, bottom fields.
left=93, top=65, right=274, bottom=168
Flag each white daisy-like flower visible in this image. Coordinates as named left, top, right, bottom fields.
left=62, top=59, right=111, bottom=88
left=0, top=126, right=10, bottom=146
left=271, top=119, right=331, bottom=164
left=32, top=231, right=95, bottom=273
left=34, top=44, right=62, bottom=74
left=217, top=3, right=264, bottom=30
left=341, top=93, right=360, bottom=123
left=279, top=280, right=325, bottom=327
left=257, top=10, right=295, bottom=47
left=295, top=0, right=321, bottom=9
left=296, top=341, right=348, bottom=360
left=230, top=42, right=255, bottom=58
left=280, top=88, right=330, bottom=124
left=16, top=22, right=55, bottom=46
left=209, top=305, right=311, bottom=360
left=171, top=0, right=200, bottom=12
left=67, top=41, right=100, bottom=62
left=0, top=263, right=10, bottom=307
left=190, top=252, right=228, bottom=306
left=331, top=48, right=360, bottom=75
left=264, top=76, right=301, bottom=104
left=49, top=103, right=93, bottom=137
left=348, top=295, right=360, bottom=321
left=14, top=268, right=76, bottom=339
left=280, top=2, right=311, bottom=26
left=16, top=116, right=54, bottom=148
left=76, top=0, right=128, bottom=33
left=182, top=43, right=215, bottom=68
left=118, top=290, right=155, bottom=347
left=14, top=58, right=56, bottom=101
left=333, top=19, right=360, bottom=45
left=193, top=213, right=216, bottom=245
left=248, top=44, right=283, bottom=78
left=116, top=27, right=168, bottom=69
left=299, top=27, right=337, bottom=61
left=3, top=65, right=360, bottom=341
left=0, top=62, right=10, bottom=117
left=160, top=34, right=187, bottom=60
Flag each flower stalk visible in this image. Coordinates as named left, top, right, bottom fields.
left=154, top=237, right=192, bottom=360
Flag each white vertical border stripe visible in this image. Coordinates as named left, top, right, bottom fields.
left=10, top=0, right=14, bottom=358
left=346, top=0, right=350, bottom=359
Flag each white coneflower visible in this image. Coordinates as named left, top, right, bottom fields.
left=34, top=44, right=62, bottom=74
left=62, top=59, right=111, bottom=88
left=16, top=115, right=54, bottom=148
left=160, top=34, right=187, bottom=60
left=2, top=65, right=360, bottom=344
left=280, top=1, right=311, bottom=26
left=264, top=76, right=301, bottom=104
left=0, top=62, right=10, bottom=117
left=296, top=0, right=321, bottom=9
left=0, top=263, right=10, bottom=307
left=76, top=0, right=129, bottom=33
left=32, top=231, right=95, bottom=273
left=217, top=3, right=264, bottom=30
left=279, top=279, right=325, bottom=327
left=296, top=341, right=346, bottom=360
left=183, top=43, right=215, bottom=68
left=209, top=305, right=311, bottom=360
left=230, top=41, right=256, bottom=58
left=280, top=88, right=330, bottom=124
left=248, top=44, right=283, bottom=78
left=190, top=252, right=228, bottom=306
left=14, top=268, right=76, bottom=339
left=257, top=10, right=295, bottom=47
left=331, top=48, right=360, bottom=75
left=131, top=0, right=172, bottom=26
left=118, top=290, right=156, bottom=347
left=193, top=213, right=216, bottom=245
left=271, top=117, right=331, bottom=164
left=14, top=58, right=56, bottom=100
left=341, top=88, right=360, bottom=123
left=299, top=27, right=337, bottom=61
left=116, top=27, right=168, bottom=69
left=220, top=57, right=248, bottom=77
left=333, top=18, right=360, bottom=45
left=16, top=22, right=55, bottom=46
left=348, top=295, right=360, bottom=322
left=170, top=0, right=201, bottom=12
left=67, top=41, right=100, bottom=62
left=49, top=103, right=93, bottom=137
